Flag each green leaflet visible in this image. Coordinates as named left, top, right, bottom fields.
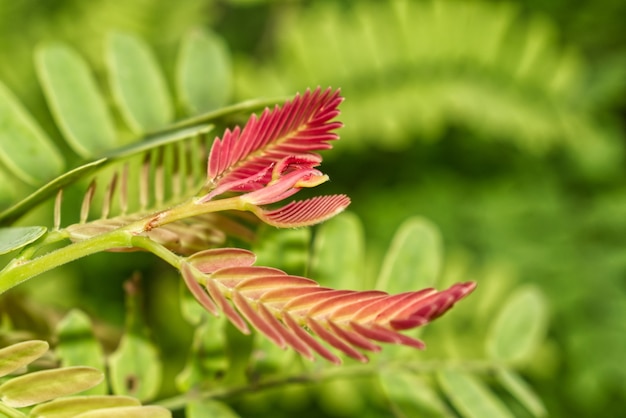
left=0, top=366, right=103, bottom=408
left=253, top=226, right=310, bottom=276
left=108, top=277, right=162, bottom=402
left=177, top=28, right=232, bottom=114
left=30, top=395, right=141, bottom=418
left=376, top=216, right=443, bottom=294
left=0, top=165, right=16, bottom=209
left=0, top=82, right=64, bottom=185
left=487, top=285, right=549, bottom=364
left=175, top=318, right=229, bottom=392
left=108, top=333, right=162, bottom=402
left=0, top=226, right=47, bottom=255
left=107, top=32, right=173, bottom=134
left=0, top=340, right=49, bottom=378
left=496, top=368, right=547, bottom=418
left=437, top=370, right=515, bottom=418
left=56, top=310, right=107, bottom=395
left=379, top=369, right=451, bottom=418
left=35, top=44, right=117, bottom=158
left=186, top=400, right=241, bottom=418
left=310, top=211, right=366, bottom=289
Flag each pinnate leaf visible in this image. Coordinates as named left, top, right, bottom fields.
left=183, top=248, right=476, bottom=363
left=253, top=194, right=351, bottom=228
left=205, top=87, right=343, bottom=194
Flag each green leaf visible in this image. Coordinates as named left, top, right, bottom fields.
left=176, top=28, right=232, bottom=114
left=0, top=340, right=49, bottom=378
left=310, top=212, right=365, bottom=289
left=73, top=406, right=172, bottom=418
left=108, top=334, right=161, bottom=402
left=107, top=32, right=173, bottom=134
left=376, top=217, right=443, bottom=294
left=0, top=366, right=103, bottom=407
left=0, top=226, right=47, bottom=255
left=487, top=285, right=549, bottom=363
left=379, top=369, right=452, bottom=418
left=496, top=369, right=547, bottom=417
left=186, top=400, right=241, bottom=418
left=175, top=318, right=228, bottom=392
left=55, top=310, right=106, bottom=395
left=253, top=226, right=310, bottom=276
left=35, top=44, right=117, bottom=157
left=0, top=82, right=64, bottom=185
left=437, top=371, right=514, bottom=418
left=0, top=168, right=16, bottom=209
left=30, top=395, right=141, bottom=418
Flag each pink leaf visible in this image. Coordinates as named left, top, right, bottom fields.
left=180, top=251, right=477, bottom=363
left=206, top=87, right=343, bottom=194
left=254, top=195, right=351, bottom=228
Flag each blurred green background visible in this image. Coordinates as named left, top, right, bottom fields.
left=0, top=0, right=624, bottom=417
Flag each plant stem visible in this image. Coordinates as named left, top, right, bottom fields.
left=0, top=230, right=133, bottom=295
left=154, top=359, right=501, bottom=411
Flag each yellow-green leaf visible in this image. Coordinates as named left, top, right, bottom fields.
left=0, top=340, right=49, bottom=378
left=73, top=405, right=171, bottom=418
left=30, top=395, right=141, bottom=418
left=0, top=366, right=103, bottom=407
left=35, top=44, right=117, bottom=157
left=0, top=82, right=64, bottom=184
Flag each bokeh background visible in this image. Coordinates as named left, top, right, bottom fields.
left=0, top=0, right=624, bottom=417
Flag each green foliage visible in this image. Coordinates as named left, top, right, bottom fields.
left=0, top=339, right=167, bottom=417
left=0, top=0, right=623, bottom=416
left=235, top=0, right=622, bottom=173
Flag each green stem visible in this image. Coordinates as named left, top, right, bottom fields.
left=125, top=195, right=248, bottom=233
left=154, top=359, right=501, bottom=411
left=0, top=230, right=133, bottom=295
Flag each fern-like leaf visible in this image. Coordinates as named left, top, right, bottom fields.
left=203, top=87, right=343, bottom=199
left=183, top=248, right=476, bottom=364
